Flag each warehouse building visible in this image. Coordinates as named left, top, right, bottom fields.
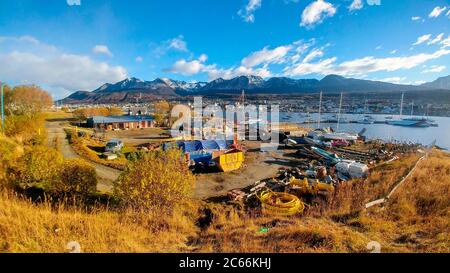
left=87, top=115, right=155, bottom=131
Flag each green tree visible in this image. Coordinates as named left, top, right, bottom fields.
left=113, top=148, right=195, bottom=213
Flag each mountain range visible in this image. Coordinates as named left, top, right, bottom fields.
left=61, top=74, right=450, bottom=104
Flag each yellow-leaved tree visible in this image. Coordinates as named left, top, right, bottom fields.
left=113, top=148, right=195, bottom=213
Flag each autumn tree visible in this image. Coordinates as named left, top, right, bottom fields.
left=113, top=148, right=195, bottom=213
left=9, top=85, right=53, bottom=115
left=153, top=100, right=171, bottom=126
left=73, top=107, right=123, bottom=121
left=108, top=106, right=123, bottom=116
left=1, top=84, right=14, bottom=116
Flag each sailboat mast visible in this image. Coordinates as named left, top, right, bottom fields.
left=337, top=92, right=343, bottom=131
left=410, top=100, right=414, bottom=117
left=317, top=91, right=323, bottom=129
left=399, top=92, right=404, bottom=117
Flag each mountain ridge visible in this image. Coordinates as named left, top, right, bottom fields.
left=61, top=74, right=450, bottom=104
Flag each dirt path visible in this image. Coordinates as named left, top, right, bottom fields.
left=46, top=121, right=119, bottom=192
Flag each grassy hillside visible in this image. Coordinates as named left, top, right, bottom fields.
left=0, top=150, right=448, bottom=253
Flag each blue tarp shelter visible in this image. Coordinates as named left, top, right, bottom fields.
left=163, top=140, right=233, bottom=164
left=163, top=140, right=232, bottom=153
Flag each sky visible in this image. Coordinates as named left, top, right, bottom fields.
left=0, top=0, right=449, bottom=99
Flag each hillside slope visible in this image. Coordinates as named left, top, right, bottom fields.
left=1, top=150, right=448, bottom=253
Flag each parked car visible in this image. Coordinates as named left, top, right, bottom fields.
left=105, top=139, right=124, bottom=153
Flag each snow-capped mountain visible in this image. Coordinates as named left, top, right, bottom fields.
left=61, top=74, right=449, bottom=104
left=202, top=75, right=265, bottom=91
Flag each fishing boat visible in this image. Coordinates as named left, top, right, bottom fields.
left=323, top=132, right=359, bottom=141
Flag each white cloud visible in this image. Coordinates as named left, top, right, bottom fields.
left=300, top=0, right=336, bottom=27
left=414, top=80, right=426, bottom=85
left=170, top=59, right=204, bottom=76
left=198, top=54, right=208, bottom=62
left=66, top=0, right=81, bottom=6
left=441, top=35, right=450, bottom=48
left=169, top=54, right=208, bottom=75
left=379, top=77, right=407, bottom=84
left=169, top=52, right=272, bottom=80
left=284, top=48, right=450, bottom=77
left=283, top=57, right=336, bottom=76
left=411, top=16, right=421, bottom=21
left=331, top=49, right=450, bottom=76
left=302, top=48, right=324, bottom=63
left=153, top=35, right=189, bottom=57
left=206, top=65, right=271, bottom=80
left=238, top=0, right=262, bottom=23
left=429, top=6, right=447, bottom=18
left=168, top=36, right=188, bottom=52
left=169, top=37, right=450, bottom=82
left=447, top=9, right=450, bottom=17
left=0, top=36, right=127, bottom=95
left=135, top=56, right=143, bottom=63
left=375, top=45, right=382, bottom=50
left=412, top=34, right=431, bottom=46
left=422, top=65, right=446, bottom=73
left=367, top=0, right=381, bottom=6
left=92, top=45, right=113, bottom=57
left=428, top=33, right=445, bottom=45
left=241, top=45, right=291, bottom=67
left=349, top=0, right=363, bottom=11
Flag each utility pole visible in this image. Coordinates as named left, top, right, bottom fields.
left=1, top=82, right=4, bottom=132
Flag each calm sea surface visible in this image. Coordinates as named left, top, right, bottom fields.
left=280, top=112, right=450, bottom=150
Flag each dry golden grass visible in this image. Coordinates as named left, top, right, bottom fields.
left=191, top=207, right=369, bottom=253
left=0, top=192, right=199, bottom=253
left=43, top=111, right=73, bottom=120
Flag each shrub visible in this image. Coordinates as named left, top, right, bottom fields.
left=4, top=114, right=46, bottom=145
left=113, top=148, right=195, bottom=213
left=53, top=159, right=97, bottom=198
left=15, top=145, right=63, bottom=188
left=0, top=136, right=24, bottom=188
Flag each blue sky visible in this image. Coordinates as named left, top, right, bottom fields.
left=0, top=0, right=449, bottom=98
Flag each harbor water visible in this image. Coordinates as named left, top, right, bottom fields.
left=280, top=112, right=450, bottom=150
